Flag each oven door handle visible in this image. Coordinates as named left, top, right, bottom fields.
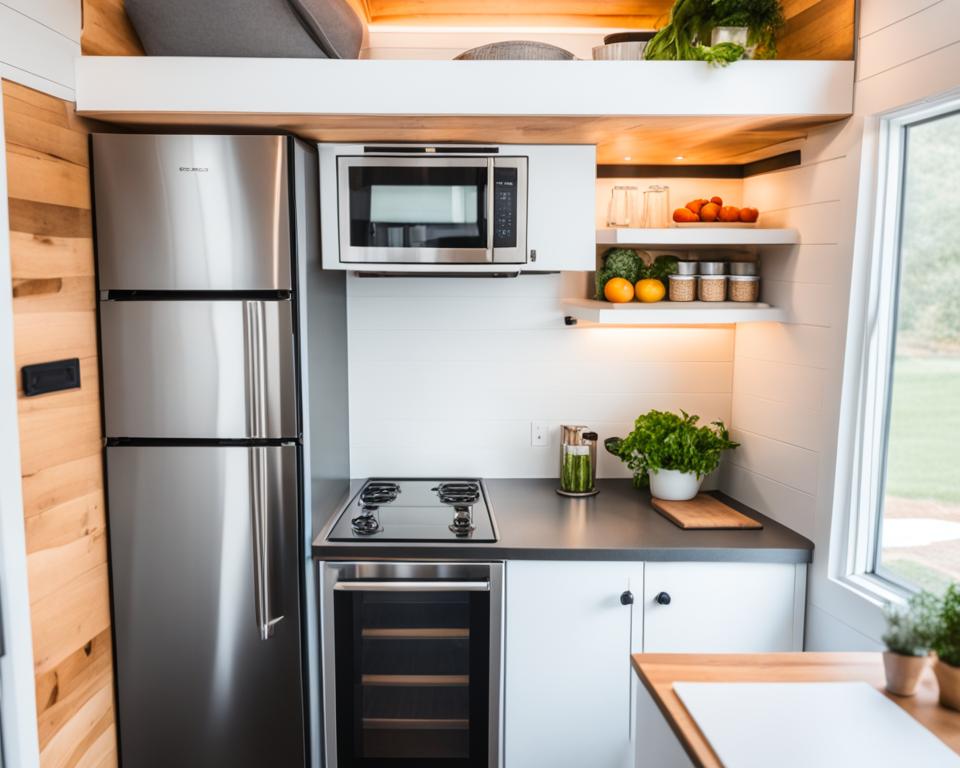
left=333, top=581, right=490, bottom=592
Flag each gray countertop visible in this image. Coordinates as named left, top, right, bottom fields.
left=311, top=478, right=813, bottom=563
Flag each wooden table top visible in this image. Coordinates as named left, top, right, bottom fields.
left=631, top=652, right=960, bottom=768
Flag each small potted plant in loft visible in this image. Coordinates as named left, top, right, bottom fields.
left=605, top=410, right=738, bottom=501
left=881, top=591, right=939, bottom=696
left=645, top=0, right=785, bottom=65
left=932, top=584, right=960, bottom=711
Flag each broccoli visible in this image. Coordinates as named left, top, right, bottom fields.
left=595, top=248, right=643, bottom=299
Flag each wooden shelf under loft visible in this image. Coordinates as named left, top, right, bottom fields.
left=562, top=298, right=786, bottom=326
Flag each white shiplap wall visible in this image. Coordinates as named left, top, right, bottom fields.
left=0, top=0, right=79, bottom=99
left=348, top=271, right=734, bottom=478
left=725, top=0, right=960, bottom=649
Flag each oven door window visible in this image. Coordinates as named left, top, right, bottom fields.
left=333, top=589, right=490, bottom=767
left=344, top=163, right=489, bottom=251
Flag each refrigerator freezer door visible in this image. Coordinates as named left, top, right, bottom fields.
left=107, top=445, right=304, bottom=768
left=100, top=299, right=297, bottom=439
left=92, top=134, right=291, bottom=291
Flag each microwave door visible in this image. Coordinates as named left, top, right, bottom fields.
left=338, top=156, right=494, bottom=264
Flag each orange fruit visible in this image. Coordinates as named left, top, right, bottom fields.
left=604, top=277, right=635, bottom=303
left=635, top=278, right=666, bottom=303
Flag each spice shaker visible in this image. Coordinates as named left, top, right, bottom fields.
left=558, top=425, right=599, bottom=497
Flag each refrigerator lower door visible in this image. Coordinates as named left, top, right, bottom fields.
left=92, top=134, right=291, bottom=292
left=107, top=445, right=304, bottom=768
left=100, top=299, right=297, bottom=440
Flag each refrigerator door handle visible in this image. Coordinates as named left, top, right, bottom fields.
left=250, top=445, right=284, bottom=640
left=243, top=301, right=268, bottom=439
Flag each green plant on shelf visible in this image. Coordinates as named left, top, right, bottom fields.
left=645, top=0, right=785, bottom=64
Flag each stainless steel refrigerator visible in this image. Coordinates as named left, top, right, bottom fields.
left=92, top=134, right=345, bottom=767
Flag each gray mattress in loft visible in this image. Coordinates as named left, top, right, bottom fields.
left=125, top=0, right=365, bottom=59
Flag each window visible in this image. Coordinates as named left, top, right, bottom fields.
left=852, top=101, right=960, bottom=595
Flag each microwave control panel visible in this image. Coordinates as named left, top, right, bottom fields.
left=493, top=166, right=519, bottom=249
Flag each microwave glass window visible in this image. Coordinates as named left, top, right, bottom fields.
left=347, top=165, right=489, bottom=249
left=369, top=186, right=479, bottom=225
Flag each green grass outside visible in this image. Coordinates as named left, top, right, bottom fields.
left=884, top=356, right=960, bottom=504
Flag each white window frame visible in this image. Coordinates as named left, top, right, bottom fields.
left=838, top=91, right=960, bottom=603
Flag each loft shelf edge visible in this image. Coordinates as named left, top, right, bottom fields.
left=74, top=57, right=854, bottom=119
left=597, top=227, right=800, bottom=247
left=562, top=298, right=787, bottom=326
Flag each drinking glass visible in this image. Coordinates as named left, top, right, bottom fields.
left=607, top=185, right=638, bottom=227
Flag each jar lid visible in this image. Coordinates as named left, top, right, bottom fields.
left=698, top=274, right=728, bottom=279
left=669, top=274, right=696, bottom=280
left=728, top=275, right=759, bottom=281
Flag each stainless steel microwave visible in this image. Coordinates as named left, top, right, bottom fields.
left=330, top=148, right=528, bottom=266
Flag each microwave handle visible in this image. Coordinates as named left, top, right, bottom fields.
left=487, top=158, right=496, bottom=259
left=334, top=581, right=490, bottom=592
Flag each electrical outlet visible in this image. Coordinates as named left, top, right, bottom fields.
left=531, top=421, right=550, bottom=447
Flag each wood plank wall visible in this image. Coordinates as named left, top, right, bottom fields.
left=81, top=0, right=144, bottom=55
left=81, top=0, right=854, bottom=59
left=3, top=79, right=117, bottom=768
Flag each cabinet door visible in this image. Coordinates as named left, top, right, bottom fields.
left=643, top=562, right=801, bottom=653
left=521, top=145, right=596, bottom=271
left=505, top=561, right=642, bottom=768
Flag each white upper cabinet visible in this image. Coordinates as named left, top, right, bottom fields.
left=642, top=562, right=803, bottom=653
left=524, top=144, right=596, bottom=272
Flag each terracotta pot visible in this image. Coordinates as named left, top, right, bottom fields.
left=933, top=657, right=960, bottom=711
left=882, top=651, right=927, bottom=696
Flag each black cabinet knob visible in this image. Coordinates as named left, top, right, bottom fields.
left=620, top=590, right=634, bottom=606
left=655, top=591, right=671, bottom=606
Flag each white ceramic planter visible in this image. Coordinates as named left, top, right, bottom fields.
left=649, top=468, right=702, bottom=501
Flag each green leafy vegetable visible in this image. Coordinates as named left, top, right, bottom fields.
left=645, top=0, right=784, bottom=62
left=595, top=248, right=644, bottom=299
left=698, top=42, right=746, bottom=67
left=605, top=410, right=738, bottom=488
left=645, top=254, right=679, bottom=280
left=883, top=591, right=940, bottom=657
left=933, top=584, right=960, bottom=667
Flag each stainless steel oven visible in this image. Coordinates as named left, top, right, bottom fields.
left=336, top=151, right=527, bottom=265
left=319, top=562, right=504, bottom=767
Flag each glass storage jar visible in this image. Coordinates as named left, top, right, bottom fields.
left=729, top=275, right=760, bottom=302
left=669, top=275, right=697, bottom=302
left=558, top=426, right=598, bottom=496
left=699, top=275, right=728, bottom=301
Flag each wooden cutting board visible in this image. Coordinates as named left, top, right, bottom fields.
left=651, top=494, right=763, bottom=530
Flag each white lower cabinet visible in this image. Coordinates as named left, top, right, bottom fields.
left=504, top=561, right=643, bottom=768
left=504, top=560, right=805, bottom=768
left=643, top=561, right=805, bottom=653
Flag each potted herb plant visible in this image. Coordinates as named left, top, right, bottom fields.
left=645, top=0, right=785, bottom=65
left=605, top=410, right=738, bottom=500
left=932, top=584, right=960, bottom=711
left=881, top=591, right=938, bottom=696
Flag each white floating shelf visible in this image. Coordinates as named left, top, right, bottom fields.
left=597, top=227, right=800, bottom=247
left=75, top=58, right=853, bottom=119
left=562, top=298, right=787, bottom=326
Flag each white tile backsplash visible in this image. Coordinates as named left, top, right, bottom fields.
left=347, top=271, right=735, bottom=478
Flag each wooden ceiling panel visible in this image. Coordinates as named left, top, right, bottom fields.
left=366, top=1, right=673, bottom=26
left=80, top=111, right=848, bottom=164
